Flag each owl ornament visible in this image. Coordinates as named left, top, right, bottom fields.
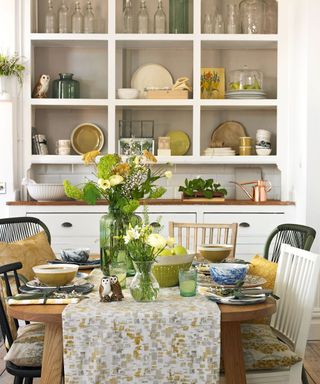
left=32, top=74, right=50, bottom=98
left=99, top=276, right=124, bottom=302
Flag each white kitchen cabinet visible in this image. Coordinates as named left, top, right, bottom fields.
left=21, top=0, right=290, bottom=198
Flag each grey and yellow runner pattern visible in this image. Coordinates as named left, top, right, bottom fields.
left=62, top=270, right=221, bottom=384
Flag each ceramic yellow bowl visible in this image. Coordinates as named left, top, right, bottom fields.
left=198, top=244, right=233, bottom=263
left=32, top=264, right=79, bottom=286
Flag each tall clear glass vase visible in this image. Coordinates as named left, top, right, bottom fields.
left=100, top=206, right=139, bottom=276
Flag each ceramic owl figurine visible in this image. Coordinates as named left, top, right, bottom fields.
left=32, top=74, right=50, bottom=98
left=110, top=276, right=124, bottom=301
left=99, top=276, right=112, bottom=302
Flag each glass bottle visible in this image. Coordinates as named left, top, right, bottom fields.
left=123, top=0, right=134, bottom=33
left=264, top=0, right=277, bottom=34
left=214, top=13, right=225, bottom=34
left=154, top=0, right=167, bottom=34
left=203, top=13, right=213, bottom=34
left=71, top=1, right=84, bottom=33
left=226, top=4, right=239, bottom=34
left=84, top=0, right=95, bottom=33
left=52, top=73, right=80, bottom=98
left=138, top=0, right=149, bottom=34
left=169, top=0, right=188, bottom=34
left=45, top=0, right=57, bottom=33
left=240, top=0, right=265, bottom=34
left=58, top=0, right=69, bottom=33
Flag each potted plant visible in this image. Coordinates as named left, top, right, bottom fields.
left=0, top=52, right=25, bottom=99
left=178, top=177, right=227, bottom=200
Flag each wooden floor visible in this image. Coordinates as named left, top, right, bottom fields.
left=0, top=342, right=320, bottom=383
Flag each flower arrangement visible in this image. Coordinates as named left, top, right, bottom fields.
left=0, top=53, right=25, bottom=85
left=124, top=223, right=175, bottom=263
left=64, top=150, right=172, bottom=214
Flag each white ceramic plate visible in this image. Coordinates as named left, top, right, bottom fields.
left=71, top=123, right=105, bottom=155
left=131, top=64, right=174, bottom=99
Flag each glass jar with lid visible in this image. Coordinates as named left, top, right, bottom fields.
left=240, top=0, right=265, bottom=34
left=227, top=66, right=263, bottom=91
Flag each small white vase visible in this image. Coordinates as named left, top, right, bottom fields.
left=0, top=76, right=10, bottom=100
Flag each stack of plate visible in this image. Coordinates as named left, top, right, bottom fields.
left=203, top=147, right=236, bottom=156
left=226, top=90, right=267, bottom=99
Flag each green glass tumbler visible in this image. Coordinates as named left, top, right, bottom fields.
left=169, top=0, right=189, bottom=34
left=179, top=268, right=197, bottom=297
left=52, top=73, right=80, bottom=98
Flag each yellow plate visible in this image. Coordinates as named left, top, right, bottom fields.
left=71, top=123, right=104, bottom=155
left=166, top=130, right=190, bottom=156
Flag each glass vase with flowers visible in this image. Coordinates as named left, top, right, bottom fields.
left=124, top=222, right=174, bottom=302
left=64, top=150, right=172, bottom=276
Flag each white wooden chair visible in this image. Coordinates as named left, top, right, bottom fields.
left=168, top=222, right=238, bottom=258
left=221, top=244, right=320, bottom=384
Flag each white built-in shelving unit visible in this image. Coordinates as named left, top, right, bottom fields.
left=22, top=0, right=289, bottom=197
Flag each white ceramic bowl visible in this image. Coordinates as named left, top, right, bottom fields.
left=27, top=184, right=67, bottom=201
left=117, top=88, right=139, bottom=99
left=256, top=148, right=272, bottom=156
left=33, top=264, right=79, bottom=286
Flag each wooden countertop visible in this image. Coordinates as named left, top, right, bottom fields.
left=7, top=199, right=295, bottom=206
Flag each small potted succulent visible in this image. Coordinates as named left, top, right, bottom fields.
left=178, top=177, right=227, bottom=200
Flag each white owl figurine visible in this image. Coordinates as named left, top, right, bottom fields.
left=32, top=74, right=50, bottom=98
left=99, top=276, right=112, bottom=302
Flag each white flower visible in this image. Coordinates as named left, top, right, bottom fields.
left=124, top=226, right=140, bottom=244
left=98, top=178, right=111, bottom=190
left=109, top=175, right=124, bottom=186
left=164, top=170, right=172, bottom=179
left=134, top=156, right=140, bottom=165
left=147, top=234, right=167, bottom=249
left=166, top=237, right=175, bottom=247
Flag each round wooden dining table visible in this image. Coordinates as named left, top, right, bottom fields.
left=8, top=298, right=276, bottom=384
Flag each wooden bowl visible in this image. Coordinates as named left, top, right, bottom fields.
left=33, top=264, right=79, bottom=286
left=198, top=244, right=233, bottom=263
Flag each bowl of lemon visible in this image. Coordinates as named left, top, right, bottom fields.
left=152, top=246, right=196, bottom=287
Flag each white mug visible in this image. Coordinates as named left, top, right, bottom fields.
left=56, top=139, right=71, bottom=148
left=55, top=146, right=71, bottom=155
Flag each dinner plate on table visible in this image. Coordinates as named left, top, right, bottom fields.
left=197, top=273, right=266, bottom=289
left=198, top=286, right=267, bottom=305
left=21, top=278, right=94, bottom=294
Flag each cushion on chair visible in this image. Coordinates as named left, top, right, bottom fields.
left=248, top=255, right=278, bottom=289
left=4, top=323, right=44, bottom=367
left=241, top=324, right=301, bottom=370
left=0, top=231, right=56, bottom=281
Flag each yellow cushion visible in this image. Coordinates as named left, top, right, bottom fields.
left=0, top=231, right=55, bottom=281
left=0, top=277, right=17, bottom=341
left=4, top=323, right=44, bottom=367
left=241, top=324, right=301, bottom=370
left=248, top=255, right=278, bottom=289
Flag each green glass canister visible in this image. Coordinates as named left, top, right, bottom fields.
left=169, top=0, right=189, bottom=34
left=52, top=73, right=80, bottom=98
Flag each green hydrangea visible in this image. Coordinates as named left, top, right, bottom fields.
left=63, top=180, right=84, bottom=200
left=149, top=186, right=166, bottom=199
left=97, top=154, right=121, bottom=179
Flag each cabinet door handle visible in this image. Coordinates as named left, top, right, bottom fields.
left=61, top=222, right=73, bottom=228
left=239, top=222, right=250, bottom=228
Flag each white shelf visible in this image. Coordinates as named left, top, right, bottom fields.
left=30, top=155, right=279, bottom=166
left=31, top=33, right=108, bottom=47
left=200, top=99, right=278, bottom=110
left=201, top=34, right=278, bottom=50
left=31, top=99, right=108, bottom=108
left=115, top=99, right=193, bottom=108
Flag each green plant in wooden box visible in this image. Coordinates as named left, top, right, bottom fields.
left=179, top=177, right=227, bottom=199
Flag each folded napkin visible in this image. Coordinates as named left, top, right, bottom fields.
left=7, top=297, right=80, bottom=305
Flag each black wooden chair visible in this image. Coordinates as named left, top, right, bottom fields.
left=0, top=262, right=41, bottom=384
left=263, top=223, right=316, bottom=384
left=263, top=223, right=316, bottom=262
left=0, top=216, right=51, bottom=244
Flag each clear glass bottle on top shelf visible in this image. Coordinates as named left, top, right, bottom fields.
left=203, top=14, right=213, bottom=33
left=58, top=0, right=69, bottom=33
left=264, top=0, right=278, bottom=34
left=138, top=0, right=149, bottom=34
left=71, top=1, right=84, bottom=33
left=123, top=0, right=134, bottom=33
left=84, top=0, right=95, bottom=33
left=240, top=0, right=265, bottom=34
left=154, top=0, right=167, bottom=34
left=226, top=4, right=239, bottom=34
left=214, top=13, right=224, bottom=33
left=45, top=0, right=57, bottom=33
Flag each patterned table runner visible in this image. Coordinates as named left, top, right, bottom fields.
left=62, top=270, right=221, bottom=384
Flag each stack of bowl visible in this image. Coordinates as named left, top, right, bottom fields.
left=256, top=129, right=272, bottom=155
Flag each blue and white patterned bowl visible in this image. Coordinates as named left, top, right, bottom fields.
left=60, top=248, right=90, bottom=263
left=210, top=263, right=249, bottom=285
